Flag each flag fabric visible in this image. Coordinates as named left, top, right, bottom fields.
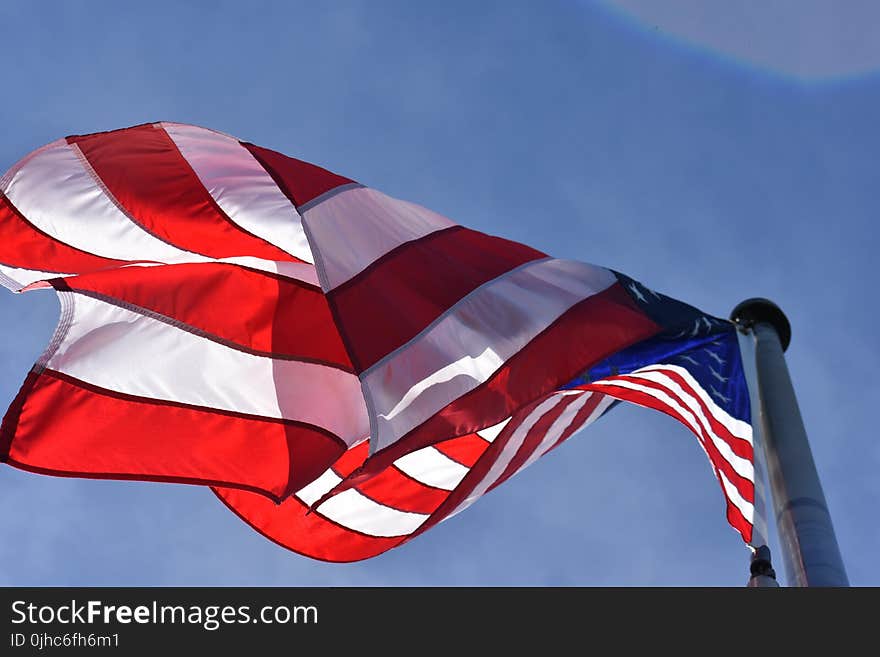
left=0, top=122, right=759, bottom=561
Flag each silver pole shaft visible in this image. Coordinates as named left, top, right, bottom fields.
left=732, top=299, right=849, bottom=587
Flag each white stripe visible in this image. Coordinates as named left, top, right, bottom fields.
left=46, top=292, right=367, bottom=444
left=445, top=395, right=565, bottom=520
left=718, top=468, right=755, bottom=524
left=636, top=364, right=753, bottom=443
left=162, top=123, right=313, bottom=263
left=295, top=469, right=341, bottom=507
left=591, top=377, right=753, bottom=481
left=2, top=141, right=209, bottom=263
left=213, top=257, right=320, bottom=287
left=477, top=417, right=511, bottom=443
left=379, top=346, right=503, bottom=422
left=294, top=468, right=427, bottom=537
left=0, top=264, right=72, bottom=291
left=394, top=447, right=470, bottom=491
left=365, top=258, right=616, bottom=451
left=302, top=186, right=455, bottom=290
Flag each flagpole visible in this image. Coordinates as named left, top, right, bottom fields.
left=730, top=298, right=849, bottom=587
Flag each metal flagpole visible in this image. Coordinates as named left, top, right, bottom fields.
left=730, top=298, right=849, bottom=587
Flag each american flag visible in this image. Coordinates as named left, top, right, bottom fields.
left=0, top=122, right=760, bottom=561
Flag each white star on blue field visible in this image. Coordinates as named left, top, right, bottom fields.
left=0, top=1, right=877, bottom=586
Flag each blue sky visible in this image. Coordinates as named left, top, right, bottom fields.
left=0, top=0, right=877, bottom=586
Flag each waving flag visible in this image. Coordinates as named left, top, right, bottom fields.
left=0, top=123, right=760, bottom=561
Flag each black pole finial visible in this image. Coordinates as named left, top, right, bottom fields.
left=730, top=297, right=792, bottom=351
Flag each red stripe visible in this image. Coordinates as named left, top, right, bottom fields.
left=432, top=433, right=490, bottom=468
left=545, top=392, right=607, bottom=453
left=0, top=369, right=40, bottom=460
left=332, top=442, right=369, bottom=478
left=329, top=226, right=546, bottom=371
left=4, top=370, right=345, bottom=501
left=0, top=193, right=126, bottom=274
left=61, top=263, right=352, bottom=369
left=639, top=367, right=753, bottom=460
left=353, top=466, right=449, bottom=515
left=214, top=487, right=405, bottom=563
left=584, top=379, right=754, bottom=503
left=242, top=143, right=355, bottom=208
left=725, top=489, right=753, bottom=544
left=340, top=282, right=659, bottom=488
left=68, top=125, right=295, bottom=261
left=488, top=395, right=578, bottom=493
